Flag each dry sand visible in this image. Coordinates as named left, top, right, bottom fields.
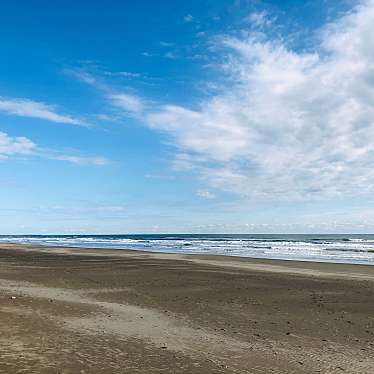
left=0, top=243, right=373, bottom=373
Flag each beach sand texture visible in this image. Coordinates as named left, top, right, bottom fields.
left=0, top=243, right=373, bottom=373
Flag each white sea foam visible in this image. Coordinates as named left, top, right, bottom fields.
left=1, top=235, right=374, bottom=265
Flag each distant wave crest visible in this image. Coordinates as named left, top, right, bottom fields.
left=1, top=234, right=374, bottom=265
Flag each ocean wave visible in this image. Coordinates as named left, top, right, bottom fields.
left=1, top=234, right=374, bottom=265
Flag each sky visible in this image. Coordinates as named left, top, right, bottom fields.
left=1, top=0, right=374, bottom=234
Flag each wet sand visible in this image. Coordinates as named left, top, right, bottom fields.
left=0, top=243, right=373, bottom=373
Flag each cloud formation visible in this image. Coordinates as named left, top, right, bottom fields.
left=246, top=11, right=273, bottom=29
left=69, top=1, right=374, bottom=202
left=143, top=0, right=374, bottom=201
left=0, top=131, right=36, bottom=159
left=196, top=190, right=216, bottom=199
left=0, top=97, right=85, bottom=125
left=183, top=14, right=194, bottom=23
left=107, top=93, right=145, bottom=115
left=0, top=130, right=107, bottom=165
left=47, top=154, right=109, bottom=166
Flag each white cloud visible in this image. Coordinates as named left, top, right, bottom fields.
left=47, top=154, right=109, bottom=166
left=0, top=97, right=85, bottom=125
left=184, top=14, right=194, bottom=23
left=104, top=71, right=141, bottom=79
left=47, top=202, right=126, bottom=215
left=146, top=104, right=249, bottom=162
left=107, top=93, right=145, bottom=114
left=143, top=0, right=374, bottom=201
left=196, top=190, right=216, bottom=199
left=145, top=174, right=176, bottom=180
left=0, top=131, right=36, bottom=159
left=0, top=130, right=107, bottom=165
left=67, top=69, right=97, bottom=85
left=160, top=41, right=175, bottom=47
left=246, top=11, right=272, bottom=28
left=164, top=51, right=178, bottom=59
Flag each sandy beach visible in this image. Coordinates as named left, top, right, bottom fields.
left=0, top=244, right=373, bottom=373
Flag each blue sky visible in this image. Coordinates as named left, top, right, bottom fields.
left=2, top=0, right=374, bottom=234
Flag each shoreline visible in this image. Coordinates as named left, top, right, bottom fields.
left=0, top=234, right=374, bottom=265
left=0, top=243, right=373, bottom=373
left=4, top=240, right=373, bottom=264
left=1, top=236, right=374, bottom=266
left=2, top=242, right=374, bottom=280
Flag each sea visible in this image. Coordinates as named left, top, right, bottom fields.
left=1, top=234, right=374, bottom=265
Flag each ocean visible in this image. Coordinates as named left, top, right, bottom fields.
left=1, top=234, right=374, bottom=265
